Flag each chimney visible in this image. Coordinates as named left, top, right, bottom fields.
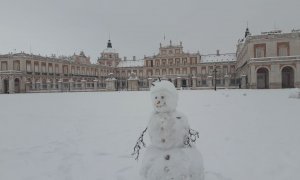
left=133, top=56, right=136, bottom=61
left=216, top=49, right=220, bottom=56
left=124, top=56, right=127, bottom=61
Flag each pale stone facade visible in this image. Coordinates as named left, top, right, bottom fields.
left=236, top=29, right=300, bottom=89
left=1, top=28, right=299, bottom=94
left=0, top=52, right=108, bottom=94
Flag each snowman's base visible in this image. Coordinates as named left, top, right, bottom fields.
left=140, top=145, right=204, bottom=180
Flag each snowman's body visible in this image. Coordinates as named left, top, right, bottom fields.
left=148, top=111, right=189, bottom=149
left=140, top=80, right=204, bottom=180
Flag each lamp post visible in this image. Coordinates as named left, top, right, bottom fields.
left=213, top=65, right=217, bottom=91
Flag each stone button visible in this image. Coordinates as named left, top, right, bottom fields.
left=160, top=127, right=164, bottom=131
left=164, top=166, right=170, bottom=173
left=161, top=138, right=166, bottom=143
left=165, top=154, right=170, bottom=160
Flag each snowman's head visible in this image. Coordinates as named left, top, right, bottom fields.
left=150, top=80, right=178, bottom=113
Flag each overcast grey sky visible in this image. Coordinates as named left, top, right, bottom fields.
left=1, top=0, right=300, bottom=62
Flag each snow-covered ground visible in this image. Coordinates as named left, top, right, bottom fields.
left=0, top=89, right=299, bottom=180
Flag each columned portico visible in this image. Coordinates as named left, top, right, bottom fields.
left=9, top=76, right=15, bottom=94
left=269, top=64, right=281, bottom=89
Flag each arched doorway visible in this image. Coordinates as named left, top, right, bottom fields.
left=257, top=68, right=269, bottom=89
left=3, top=79, right=9, bottom=93
left=282, top=66, right=294, bottom=88
left=14, top=78, right=20, bottom=93
left=182, top=79, right=187, bottom=87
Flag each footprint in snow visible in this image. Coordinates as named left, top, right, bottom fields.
left=116, top=166, right=133, bottom=173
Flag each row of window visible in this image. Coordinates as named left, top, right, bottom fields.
left=144, top=66, right=235, bottom=76
left=146, top=57, right=197, bottom=67
left=160, top=48, right=181, bottom=55
left=0, top=60, right=234, bottom=77
left=0, top=60, right=114, bottom=76
left=0, top=61, right=21, bottom=71
left=26, top=63, right=100, bottom=76
left=254, top=42, right=290, bottom=58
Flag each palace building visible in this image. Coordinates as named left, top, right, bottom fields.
left=236, top=28, right=300, bottom=89
left=0, top=28, right=300, bottom=94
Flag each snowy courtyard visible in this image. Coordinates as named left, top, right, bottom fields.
left=0, top=89, right=300, bottom=180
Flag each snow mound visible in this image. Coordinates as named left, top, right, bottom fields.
left=288, top=89, right=300, bottom=99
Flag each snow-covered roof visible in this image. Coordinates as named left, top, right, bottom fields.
left=201, top=53, right=236, bottom=63
left=117, top=60, right=144, bottom=68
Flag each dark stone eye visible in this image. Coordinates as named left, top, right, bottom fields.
left=155, top=96, right=157, bottom=99
left=161, top=96, right=164, bottom=99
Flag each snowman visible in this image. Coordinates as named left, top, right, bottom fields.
left=133, top=80, right=204, bottom=180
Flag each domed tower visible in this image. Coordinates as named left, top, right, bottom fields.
left=97, top=39, right=121, bottom=67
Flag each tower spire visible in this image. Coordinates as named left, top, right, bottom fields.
left=107, top=39, right=112, bottom=48
left=245, top=22, right=251, bottom=38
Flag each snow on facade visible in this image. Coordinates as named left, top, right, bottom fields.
left=201, top=52, right=236, bottom=63
left=117, top=60, right=144, bottom=68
